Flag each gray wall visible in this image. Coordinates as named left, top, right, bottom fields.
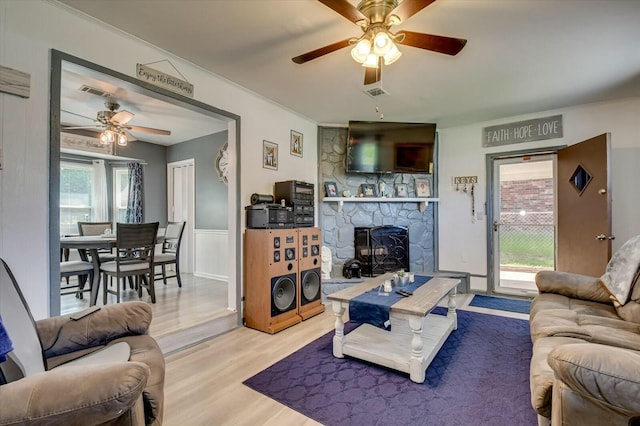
left=167, top=131, right=228, bottom=229
left=114, top=140, right=168, bottom=225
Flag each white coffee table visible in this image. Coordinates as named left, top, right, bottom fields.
left=326, top=273, right=459, bottom=383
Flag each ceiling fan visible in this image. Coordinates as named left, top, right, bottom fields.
left=292, top=0, right=467, bottom=84
left=63, top=98, right=171, bottom=145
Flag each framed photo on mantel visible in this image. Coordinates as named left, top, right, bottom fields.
left=415, top=179, right=431, bottom=197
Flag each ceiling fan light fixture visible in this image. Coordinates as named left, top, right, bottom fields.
left=100, top=128, right=115, bottom=145
left=117, top=131, right=128, bottom=146
left=373, top=31, right=393, bottom=56
left=362, top=53, right=379, bottom=68
left=351, top=38, right=371, bottom=63
left=383, top=43, right=402, bottom=65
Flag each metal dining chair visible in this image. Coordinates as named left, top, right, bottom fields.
left=154, top=221, right=186, bottom=287
left=100, top=222, right=159, bottom=304
left=77, top=221, right=116, bottom=262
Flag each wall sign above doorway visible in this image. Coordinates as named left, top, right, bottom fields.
left=136, top=63, right=194, bottom=98
left=482, top=115, right=563, bottom=147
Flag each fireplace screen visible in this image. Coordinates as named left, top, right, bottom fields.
left=355, top=226, right=409, bottom=276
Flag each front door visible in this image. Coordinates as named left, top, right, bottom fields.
left=556, top=133, right=612, bottom=276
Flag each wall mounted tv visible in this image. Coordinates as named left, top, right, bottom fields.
left=345, top=121, right=436, bottom=174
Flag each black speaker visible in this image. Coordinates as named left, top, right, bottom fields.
left=300, top=268, right=321, bottom=306
left=271, top=273, right=297, bottom=316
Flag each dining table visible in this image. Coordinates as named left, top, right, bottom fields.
left=60, top=233, right=165, bottom=306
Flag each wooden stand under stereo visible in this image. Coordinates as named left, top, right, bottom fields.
left=244, top=229, right=302, bottom=334
left=297, top=227, right=325, bottom=320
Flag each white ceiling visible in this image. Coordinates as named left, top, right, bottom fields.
left=57, top=0, right=640, bottom=130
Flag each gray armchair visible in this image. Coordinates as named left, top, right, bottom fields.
left=0, top=258, right=164, bottom=425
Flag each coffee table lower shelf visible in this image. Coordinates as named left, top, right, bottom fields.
left=338, top=313, right=456, bottom=383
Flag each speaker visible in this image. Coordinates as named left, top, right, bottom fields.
left=297, top=227, right=325, bottom=320
left=244, top=229, right=302, bottom=334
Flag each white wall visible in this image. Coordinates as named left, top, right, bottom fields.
left=438, top=97, right=640, bottom=292
left=0, top=0, right=318, bottom=318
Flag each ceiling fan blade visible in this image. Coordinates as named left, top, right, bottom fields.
left=388, top=0, right=436, bottom=24
left=396, top=31, right=467, bottom=56
left=318, top=0, right=367, bottom=25
left=111, top=110, right=134, bottom=126
left=125, top=125, right=171, bottom=136
left=363, top=58, right=382, bottom=85
left=292, top=38, right=352, bottom=64
left=62, top=126, right=101, bottom=130
left=61, top=109, right=97, bottom=122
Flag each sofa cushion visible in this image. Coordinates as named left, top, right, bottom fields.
left=530, top=293, right=619, bottom=323
left=530, top=336, right=588, bottom=418
left=600, top=234, right=640, bottom=304
left=531, top=309, right=640, bottom=351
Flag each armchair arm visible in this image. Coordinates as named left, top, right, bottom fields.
left=0, top=362, right=148, bottom=425
left=535, top=271, right=611, bottom=303
left=36, top=302, right=152, bottom=358
left=548, top=343, right=640, bottom=414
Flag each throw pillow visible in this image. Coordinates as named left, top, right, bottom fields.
left=600, top=235, right=640, bottom=305
left=613, top=267, right=640, bottom=323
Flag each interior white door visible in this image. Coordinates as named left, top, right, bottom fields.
left=168, top=160, right=195, bottom=274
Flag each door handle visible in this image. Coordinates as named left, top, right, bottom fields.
left=595, top=234, right=616, bottom=241
left=493, top=221, right=500, bottom=232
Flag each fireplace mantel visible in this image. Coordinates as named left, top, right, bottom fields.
left=322, top=197, right=439, bottom=213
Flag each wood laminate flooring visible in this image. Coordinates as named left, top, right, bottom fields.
left=61, top=273, right=237, bottom=350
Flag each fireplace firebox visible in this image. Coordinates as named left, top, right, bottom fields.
left=355, top=226, right=409, bottom=276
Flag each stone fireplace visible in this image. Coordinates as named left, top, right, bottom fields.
left=319, top=126, right=436, bottom=278
left=355, top=226, right=409, bottom=276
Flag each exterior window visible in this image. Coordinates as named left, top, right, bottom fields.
left=60, top=162, right=93, bottom=236
left=113, top=167, right=129, bottom=225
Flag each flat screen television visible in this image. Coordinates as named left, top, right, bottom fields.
left=345, top=121, right=436, bottom=174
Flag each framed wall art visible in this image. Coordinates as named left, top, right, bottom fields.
left=415, top=179, right=431, bottom=197
left=324, top=181, right=338, bottom=197
left=360, top=183, right=377, bottom=197
left=263, top=140, right=278, bottom=170
left=395, top=184, right=408, bottom=197
left=290, top=130, right=303, bottom=157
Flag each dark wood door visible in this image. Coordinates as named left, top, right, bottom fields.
left=557, top=133, right=611, bottom=276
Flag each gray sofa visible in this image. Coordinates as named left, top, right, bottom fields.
left=530, top=270, right=640, bottom=426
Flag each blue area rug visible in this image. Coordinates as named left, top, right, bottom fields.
left=469, top=295, right=531, bottom=314
left=244, top=308, right=535, bottom=426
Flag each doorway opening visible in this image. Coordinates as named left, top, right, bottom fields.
left=488, top=152, right=557, bottom=296
left=50, top=50, right=242, bottom=349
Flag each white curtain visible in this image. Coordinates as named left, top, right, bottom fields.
left=91, top=160, right=108, bottom=221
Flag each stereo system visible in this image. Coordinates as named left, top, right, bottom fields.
left=244, top=228, right=324, bottom=334
left=245, top=204, right=294, bottom=229
left=274, top=180, right=315, bottom=228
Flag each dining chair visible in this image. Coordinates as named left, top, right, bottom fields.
left=100, top=222, right=159, bottom=304
left=154, top=221, right=186, bottom=287
left=59, top=259, right=93, bottom=299
left=77, top=221, right=116, bottom=262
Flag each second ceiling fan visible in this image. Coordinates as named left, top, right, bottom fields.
left=292, top=0, right=467, bottom=84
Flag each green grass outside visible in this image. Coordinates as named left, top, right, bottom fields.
left=500, top=233, right=554, bottom=268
